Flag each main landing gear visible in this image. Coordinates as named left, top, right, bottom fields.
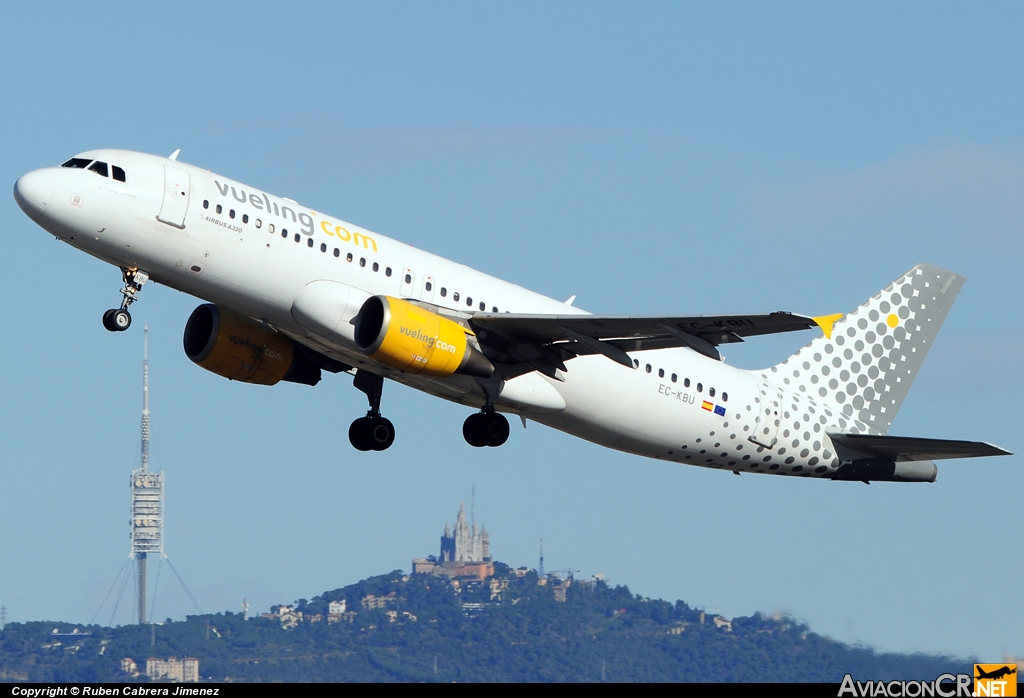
left=349, top=369, right=395, bottom=452
left=463, top=410, right=510, bottom=448
left=102, top=268, right=149, bottom=332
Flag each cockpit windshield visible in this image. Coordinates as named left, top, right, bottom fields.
left=60, top=157, right=127, bottom=183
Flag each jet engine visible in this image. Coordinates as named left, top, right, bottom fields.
left=183, top=304, right=324, bottom=386
left=354, top=296, right=493, bottom=378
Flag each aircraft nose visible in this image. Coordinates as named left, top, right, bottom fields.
left=13, top=168, right=56, bottom=221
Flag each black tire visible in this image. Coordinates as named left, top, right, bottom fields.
left=463, top=413, right=487, bottom=448
left=349, top=418, right=373, bottom=451
left=102, top=309, right=118, bottom=332
left=484, top=412, right=510, bottom=447
left=112, top=309, right=132, bottom=331
left=368, top=416, right=395, bottom=451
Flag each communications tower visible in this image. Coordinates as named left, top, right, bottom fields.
left=130, top=327, right=163, bottom=624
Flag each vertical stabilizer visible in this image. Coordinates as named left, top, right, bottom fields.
left=763, top=264, right=964, bottom=434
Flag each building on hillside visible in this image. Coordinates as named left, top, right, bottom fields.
left=361, top=592, right=396, bottom=610
left=440, top=504, right=489, bottom=563
left=327, top=599, right=347, bottom=623
left=413, top=503, right=494, bottom=579
left=145, top=656, right=199, bottom=682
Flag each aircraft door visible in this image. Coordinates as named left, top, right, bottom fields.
left=749, top=384, right=783, bottom=449
left=421, top=274, right=435, bottom=303
left=400, top=268, right=415, bottom=297
left=157, top=165, right=191, bottom=229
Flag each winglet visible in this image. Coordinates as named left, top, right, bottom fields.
left=169, top=149, right=181, bottom=161
left=564, top=295, right=576, bottom=306
left=813, top=313, right=844, bottom=339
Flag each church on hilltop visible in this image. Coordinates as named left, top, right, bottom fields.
left=413, top=503, right=494, bottom=580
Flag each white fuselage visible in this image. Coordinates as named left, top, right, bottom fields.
left=15, top=149, right=848, bottom=477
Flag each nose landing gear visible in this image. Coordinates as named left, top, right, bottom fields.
left=463, top=410, right=510, bottom=448
left=102, top=268, right=149, bottom=332
left=349, top=369, right=395, bottom=451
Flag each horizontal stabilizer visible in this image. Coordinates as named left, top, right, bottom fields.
left=828, top=433, right=1011, bottom=462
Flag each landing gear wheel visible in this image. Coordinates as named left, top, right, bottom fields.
left=483, top=412, right=510, bottom=447
left=349, top=416, right=396, bottom=451
left=112, top=308, right=131, bottom=331
left=102, top=308, right=131, bottom=332
left=463, top=413, right=487, bottom=448
left=367, top=416, right=395, bottom=451
left=349, top=418, right=373, bottom=452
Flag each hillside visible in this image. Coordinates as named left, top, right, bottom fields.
left=0, top=563, right=969, bottom=682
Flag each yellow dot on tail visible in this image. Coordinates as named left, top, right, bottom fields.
left=887, top=313, right=899, bottom=328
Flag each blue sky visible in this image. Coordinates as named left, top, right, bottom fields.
left=1, top=2, right=1020, bottom=663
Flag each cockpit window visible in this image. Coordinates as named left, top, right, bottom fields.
left=61, top=158, right=92, bottom=169
left=112, top=166, right=126, bottom=182
left=88, top=161, right=109, bottom=177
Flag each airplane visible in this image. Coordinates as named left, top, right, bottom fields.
left=975, top=666, right=1017, bottom=681
left=13, top=149, right=1011, bottom=481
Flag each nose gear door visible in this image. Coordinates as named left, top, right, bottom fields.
left=750, top=384, right=783, bottom=449
left=157, top=165, right=190, bottom=229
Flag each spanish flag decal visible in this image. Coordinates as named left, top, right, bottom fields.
left=701, top=401, right=714, bottom=411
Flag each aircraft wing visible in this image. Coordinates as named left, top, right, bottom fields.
left=469, top=311, right=834, bottom=377
left=828, top=433, right=1012, bottom=461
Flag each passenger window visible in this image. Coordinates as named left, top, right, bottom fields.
left=112, top=166, right=126, bottom=182
left=216, top=204, right=223, bottom=214
left=440, top=288, right=447, bottom=297
left=492, top=306, right=498, bottom=312
left=633, top=359, right=639, bottom=368
left=671, top=373, right=677, bottom=383
left=321, top=243, right=327, bottom=252
left=386, top=267, right=392, bottom=277
left=479, top=302, right=485, bottom=311
left=372, top=262, right=379, bottom=272
left=61, top=158, right=92, bottom=169
left=255, top=219, right=262, bottom=228
left=360, top=258, right=366, bottom=267
left=270, top=223, right=276, bottom=234
left=658, top=368, right=664, bottom=378
left=293, top=233, right=299, bottom=242
left=333, top=248, right=340, bottom=257
left=203, top=200, right=209, bottom=209
left=646, top=364, right=652, bottom=373
left=88, top=161, right=109, bottom=177
left=722, top=392, right=728, bottom=402
left=425, top=281, right=432, bottom=291
left=709, top=387, right=715, bottom=397
left=306, top=238, right=313, bottom=247
left=229, top=210, right=235, bottom=219
left=242, top=214, right=249, bottom=224
left=697, top=383, right=703, bottom=392
left=466, top=297, right=473, bottom=306
left=453, top=292, right=460, bottom=302
left=684, top=378, right=690, bottom=388
left=404, top=273, right=412, bottom=284
left=347, top=253, right=353, bottom=262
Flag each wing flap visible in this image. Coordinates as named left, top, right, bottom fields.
left=828, top=433, right=1012, bottom=462
left=471, top=311, right=818, bottom=345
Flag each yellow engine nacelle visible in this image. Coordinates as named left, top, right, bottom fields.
left=183, top=304, right=322, bottom=386
left=354, top=296, right=494, bottom=378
